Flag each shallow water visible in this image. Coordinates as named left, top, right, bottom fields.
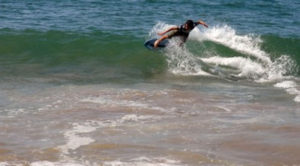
left=1, top=77, right=299, bottom=165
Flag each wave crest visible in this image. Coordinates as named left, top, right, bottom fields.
left=149, top=22, right=300, bottom=102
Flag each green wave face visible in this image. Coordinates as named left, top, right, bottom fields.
left=0, top=29, right=167, bottom=82
left=261, top=35, right=300, bottom=67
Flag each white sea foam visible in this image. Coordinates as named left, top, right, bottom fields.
left=81, top=95, right=166, bottom=112
left=58, top=123, right=97, bottom=155
left=58, top=113, right=161, bottom=157
left=263, top=55, right=298, bottom=82
left=197, top=25, right=299, bottom=102
left=193, top=25, right=272, bottom=65
left=274, top=81, right=300, bottom=102
left=1, top=161, right=92, bottom=166
left=274, top=81, right=297, bottom=89
left=165, top=43, right=212, bottom=76
left=201, top=56, right=265, bottom=78
left=30, top=161, right=85, bottom=166
left=1, top=157, right=183, bottom=166
left=0, top=108, right=26, bottom=118
left=192, top=25, right=297, bottom=82
left=103, top=157, right=184, bottom=166
left=88, top=114, right=161, bottom=128
left=0, top=162, right=10, bottom=166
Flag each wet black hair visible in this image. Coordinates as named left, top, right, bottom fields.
left=185, top=20, right=195, bottom=29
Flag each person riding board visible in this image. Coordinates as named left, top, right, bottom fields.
left=154, top=19, right=208, bottom=48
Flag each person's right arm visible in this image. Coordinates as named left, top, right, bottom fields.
left=154, top=26, right=178, bottom=48
left=154, top=35, right=168, bottom=48
left=157, top=26, right=178, bottom=36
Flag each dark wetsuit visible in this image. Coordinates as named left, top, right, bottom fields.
left=167, top=22, right=199, bottom=42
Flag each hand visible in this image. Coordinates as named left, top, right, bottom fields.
left=154, top=39, right=161, bottom=48
left=154, top=39, right=159, bottom=48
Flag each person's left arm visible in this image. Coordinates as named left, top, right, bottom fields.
left=195, top=19, right=208, bottom=28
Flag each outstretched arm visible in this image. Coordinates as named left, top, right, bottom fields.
left=157, top=26, right=178, bottom=36
left=196, top=19, right=208, bottom=28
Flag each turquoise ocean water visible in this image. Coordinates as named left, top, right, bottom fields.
left=0, top=1, right=300, bottom=165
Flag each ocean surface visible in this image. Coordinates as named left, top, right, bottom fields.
left=0, top=0, right=300, bottom=165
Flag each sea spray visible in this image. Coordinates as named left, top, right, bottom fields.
left=150, top=22, right=300, bottom=102
left=197, top=25, right=299, bottom=101
left=204, top=26, right=299, bottom=102
left=201, top=56, right=265, bottom=79
left=195, top=25, right=272, bottom=65
left=165, top=42, right=212, bottom=76
left=148, top=21, right=175, bottom=40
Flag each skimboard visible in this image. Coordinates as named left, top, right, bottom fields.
left=144, top=38, right=169, bottom=50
